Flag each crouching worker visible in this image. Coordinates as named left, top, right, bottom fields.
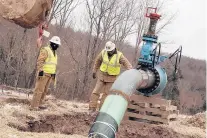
left=89, top=41, right=132, bottom=115
left=30, top=36, right=61, bottom=111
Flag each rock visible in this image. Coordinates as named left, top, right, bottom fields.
left=72, top=104, right=78, bottom=108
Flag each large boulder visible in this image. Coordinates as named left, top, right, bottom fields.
left=0, top=0, right=53, bottom=28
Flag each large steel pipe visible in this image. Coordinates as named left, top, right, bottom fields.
left=88, top=69, right=156, bottom=138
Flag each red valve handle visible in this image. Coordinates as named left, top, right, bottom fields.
left=145, top=7, right=158, bottom=17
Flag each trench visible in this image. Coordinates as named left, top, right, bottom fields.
left=8, top=113, right=94, bottom=136
left=7, top=112, right=193, bottom=138
left=4, top=97, right=194, bottom=138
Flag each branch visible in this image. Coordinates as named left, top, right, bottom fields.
left=63, top=38, right=78, bottom=64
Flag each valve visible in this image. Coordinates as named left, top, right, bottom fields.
left=145, top=7, right=161, bottom=36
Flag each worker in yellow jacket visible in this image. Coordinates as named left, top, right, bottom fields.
left=30, top=36, right=61, bottom=110
left=89, top=41, right=132, bottom=114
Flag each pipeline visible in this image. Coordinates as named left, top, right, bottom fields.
left=88, top=68, right=158, bottom=138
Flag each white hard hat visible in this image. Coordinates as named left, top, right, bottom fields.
left=49, top=36, right=61, bottom=45
left=105, top=41, right=116, bottom=51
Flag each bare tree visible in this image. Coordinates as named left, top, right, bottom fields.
left=83, top=0, right=141, bottom=93
left=83, top=0, right=110, bottom=93
left=48, top=0, right=81, bottom=30
left=62, top=36, right=83, bottom=100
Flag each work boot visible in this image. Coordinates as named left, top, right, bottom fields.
left=39, top=105, right=48, bottom=110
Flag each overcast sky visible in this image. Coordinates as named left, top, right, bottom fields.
left=158, top=0, right=206, bottom=60
left=131, top=0, right=206, bottom=60
left=70, top=0, right=206, bottom=60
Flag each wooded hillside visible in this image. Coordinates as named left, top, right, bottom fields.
left=0, top=18, right=205, bottom=114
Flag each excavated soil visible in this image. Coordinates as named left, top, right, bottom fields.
left=181, top=112, right=206, bottom=129
left=8, top=112, right=190, bottom=138
left=8, top=113, right=94, bottom=136
left=0, top=90, right=206, bottom=138
left=118, top=121, right=188, bottom=138
left=9, top=112, right=205, bottom=138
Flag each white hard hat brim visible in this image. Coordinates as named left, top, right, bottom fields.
left=105, top=46, right=115, bottom=51
left=49, top=40, right=61, bottom=45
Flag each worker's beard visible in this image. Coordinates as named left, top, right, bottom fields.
left=50, top=42, right=59, bottom=50
left=108, top=49, right=117, bottom=57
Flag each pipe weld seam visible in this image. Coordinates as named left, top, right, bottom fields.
left=88, top=132, right=109, bottom=138
left=110, top=89, right=130, bottom=102
left=93, top=121, right=116, bottom=134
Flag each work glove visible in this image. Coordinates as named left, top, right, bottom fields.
left=38, top=71, right=44, bottom=76
left=51, top=74, right=56, bottom=79
left=92, top=73, right=96, bottom=79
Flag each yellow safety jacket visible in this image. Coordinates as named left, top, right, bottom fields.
left=42, top=46, right=57, bottom=74
left=100, top=50, right=122, bottom=75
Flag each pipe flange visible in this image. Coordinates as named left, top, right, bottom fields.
left=138, top=67, right=160, bottom=96
left=137, top=62, right=153, bottom=69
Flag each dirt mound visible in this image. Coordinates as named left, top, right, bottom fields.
left=9, top=112, right=199, bottom=138
left=8, top=109, right=205, bottom=138
left=9, top=113, right=94, bottom=136
left=5, top=98, right=30, bottom=105
left=0, top=92, right=206, bottom=138
left=117, top=121, right=188, bottom=138
left=181, top=112, right=206, bottom=129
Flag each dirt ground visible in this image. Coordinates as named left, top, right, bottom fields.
left=0, top=87, right=206, bottom=138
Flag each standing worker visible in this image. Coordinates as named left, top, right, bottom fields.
left=30, top=36, right=61, bottom=110
left=89, top=41, right=132, bottom=114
